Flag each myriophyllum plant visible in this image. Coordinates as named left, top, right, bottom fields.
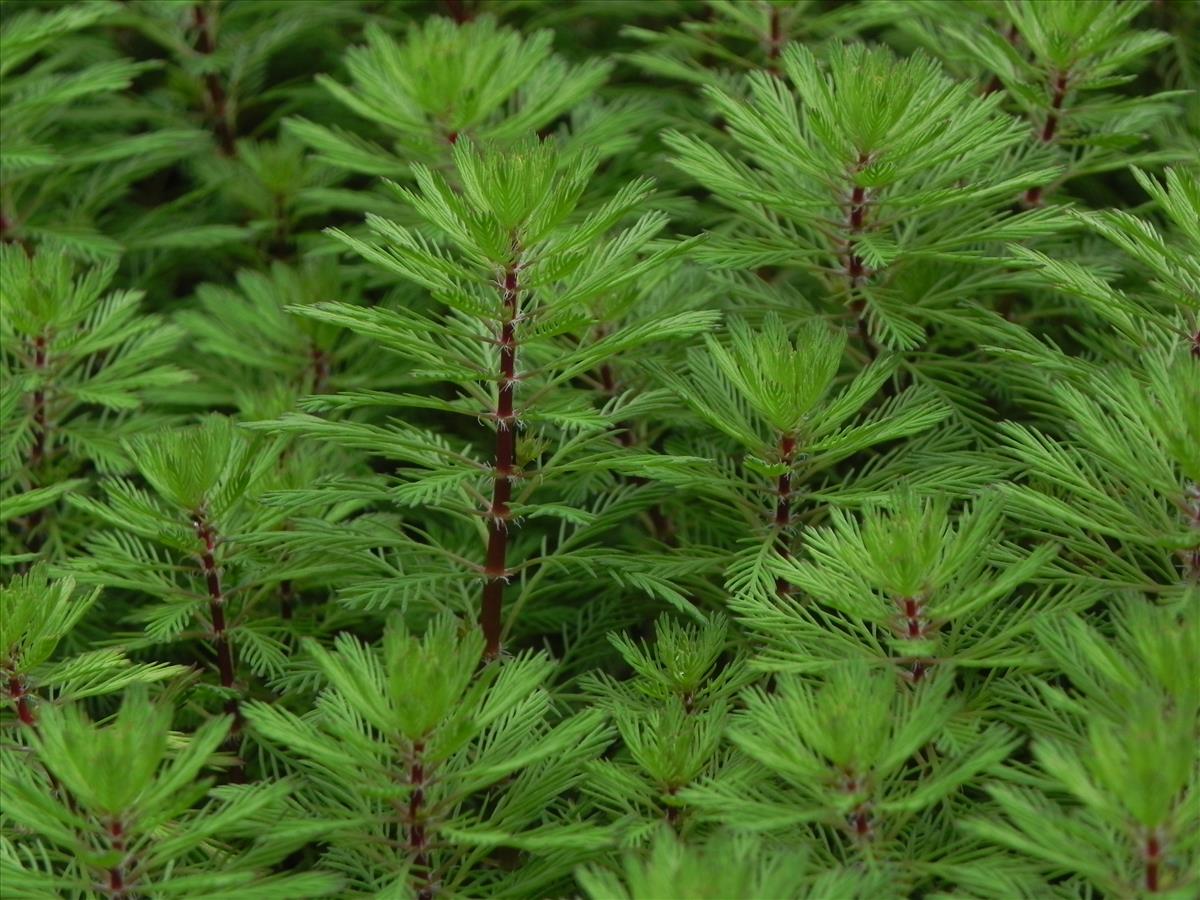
left=582, top=614, right=753, bottom=841
left=69, top=418, right=285, bottom=731
left=997, top=341, right=1200, bottom=597
left=244, top=616, right=613, bottom=898
left=2, top=565, right=180, bottom=731
left=1, top=689, right=339, bottom=897
left=575, top=827, right=891, bottom=900
left=172, top=259, right=395, bottom=411
left=0, top=2, right=1196, bottom=896
left=657, top=314, right=948, bottom=606
left=1005, top=167, right=1199, bottom=358
left=288, top=16, right=611, bottom=183
left=685, top=663, right=1019, bottom=894
left=752, top=490, right=1062, bottom=678
left=900, top=0, right=1176, bottom=206
left=966, top=601, right=1199, bottom=896
left=265, top=137, right=715, bottom=657
left=0, top=245, right=189, bottom=566
left=665, top=41, right=1062, bottom=354
left=0, top=3, right=202, bottom=256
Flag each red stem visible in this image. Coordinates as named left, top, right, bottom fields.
left=29, top=335, right=47, bottom=469
left=1145, top=832, right=1163, bottom=892
left=280, top=579, right=295, bottom=620
left=408, top=741, right=434, bottom=899
left=897, top=596, right=933, bottom=680
left=765, top=6, right=784, bottom=76
left=851, top=805, right=872, bottom=839
left=664, top=784, right=681, bottom=826
left=309, top=344, right=331, bottom=394
left=0, top=212, right=32, bottom=255
left=7, top=675, right=36, bottom=727
left=774, top=435, right=796, bottom=530
left=192, top=4, right=236, bottom=156
left=1186, top=483, right=1200, bottom=581
left=481, top=261, right=520, bottom=659
left=845, top=155, right=880, bottom=360
left=901, top=596, right=925, bottom=639
left=774, top=434, right=797, bottom=594
left=106, top=819, right=128, bottom=895
left=21, top=334, right=49, bottom=561
left=443, top=0, right=472, bottom=23
left=192, top=513, right=240, bottom=723
left=847, top=183, right=867, bottom=287
left=1039, top=71, right=1070, bottom=143
left=1025, top=70, right=1070, bottom=206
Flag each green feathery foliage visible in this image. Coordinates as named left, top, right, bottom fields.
left=1, top=2, right=1196, bottom=898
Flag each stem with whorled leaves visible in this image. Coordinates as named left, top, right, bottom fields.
left=481, top=254, right=522, bottom=659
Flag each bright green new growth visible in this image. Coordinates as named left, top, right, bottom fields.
left=1, top=690, right=339, bottom=898
left=967, top=603, right=1199, bottom=897
left=0, top=244, right=190, bottom=565
left=0, top=566, right=180, bottom=728
left=582, top=615, right=751, bottom=841
left=577, top=828, right=837, bottom=900
left=245, top=617, right=613, bottom=895
left=290, top=16, right=611, bottom=180
left=685, top=665, right=1015, bottom=848
left=748, top=490, right=1063, bottom=674
left=666, top=40, right=1061, bottom=352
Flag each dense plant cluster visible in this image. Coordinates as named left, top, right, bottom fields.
left=2, top=1, right=1198, bottom=897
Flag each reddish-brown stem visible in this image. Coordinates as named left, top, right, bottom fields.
left=192, top=513, right=241, bottom=732
left=774, top=434, right=797, bottom=594
left=0, top=212, right=32, bottom=255
left=1145, top=832, right=1163, bottom=892
left=598, top=359, right=618, bottom=396
left=1184, top=483, right=1200, bottom=581
left=664, top=784, right=681, bottom=826
left=192, top=4, right=236, bottom=156
left=900, top=596, right=926, bottom=639
left=21, top=334, right=49, bottom=561
left=408, top=740, right=434, bottom=899
left=765, top=6, right=784, bottom=75
left=280, top=579, right=294, bottom=620
left=106, top=819, right=128, bottom=896
left=443, top=0, right=472, bottom=23
left=309, top=344, right=331, bottom=394
left=774, top=435, right=796, bottom=529
left=897, top=596, right=933, bottom=681
left=7, top=674, right=36, bottom=727
left=1024, top=70, right=1070, bottom=206
left=482, top=260, right=521, bottom=660
left=29, top=335, right=47, bottom=469
left=845, top=155, right=880, bottom=360
left=6, top=679, right=82, bottom=817
left=850, top=804, right=873, bottom=839
left=847, top=183, right=867, bottom=287
left=1039, top=71, right=1070, bottom=143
